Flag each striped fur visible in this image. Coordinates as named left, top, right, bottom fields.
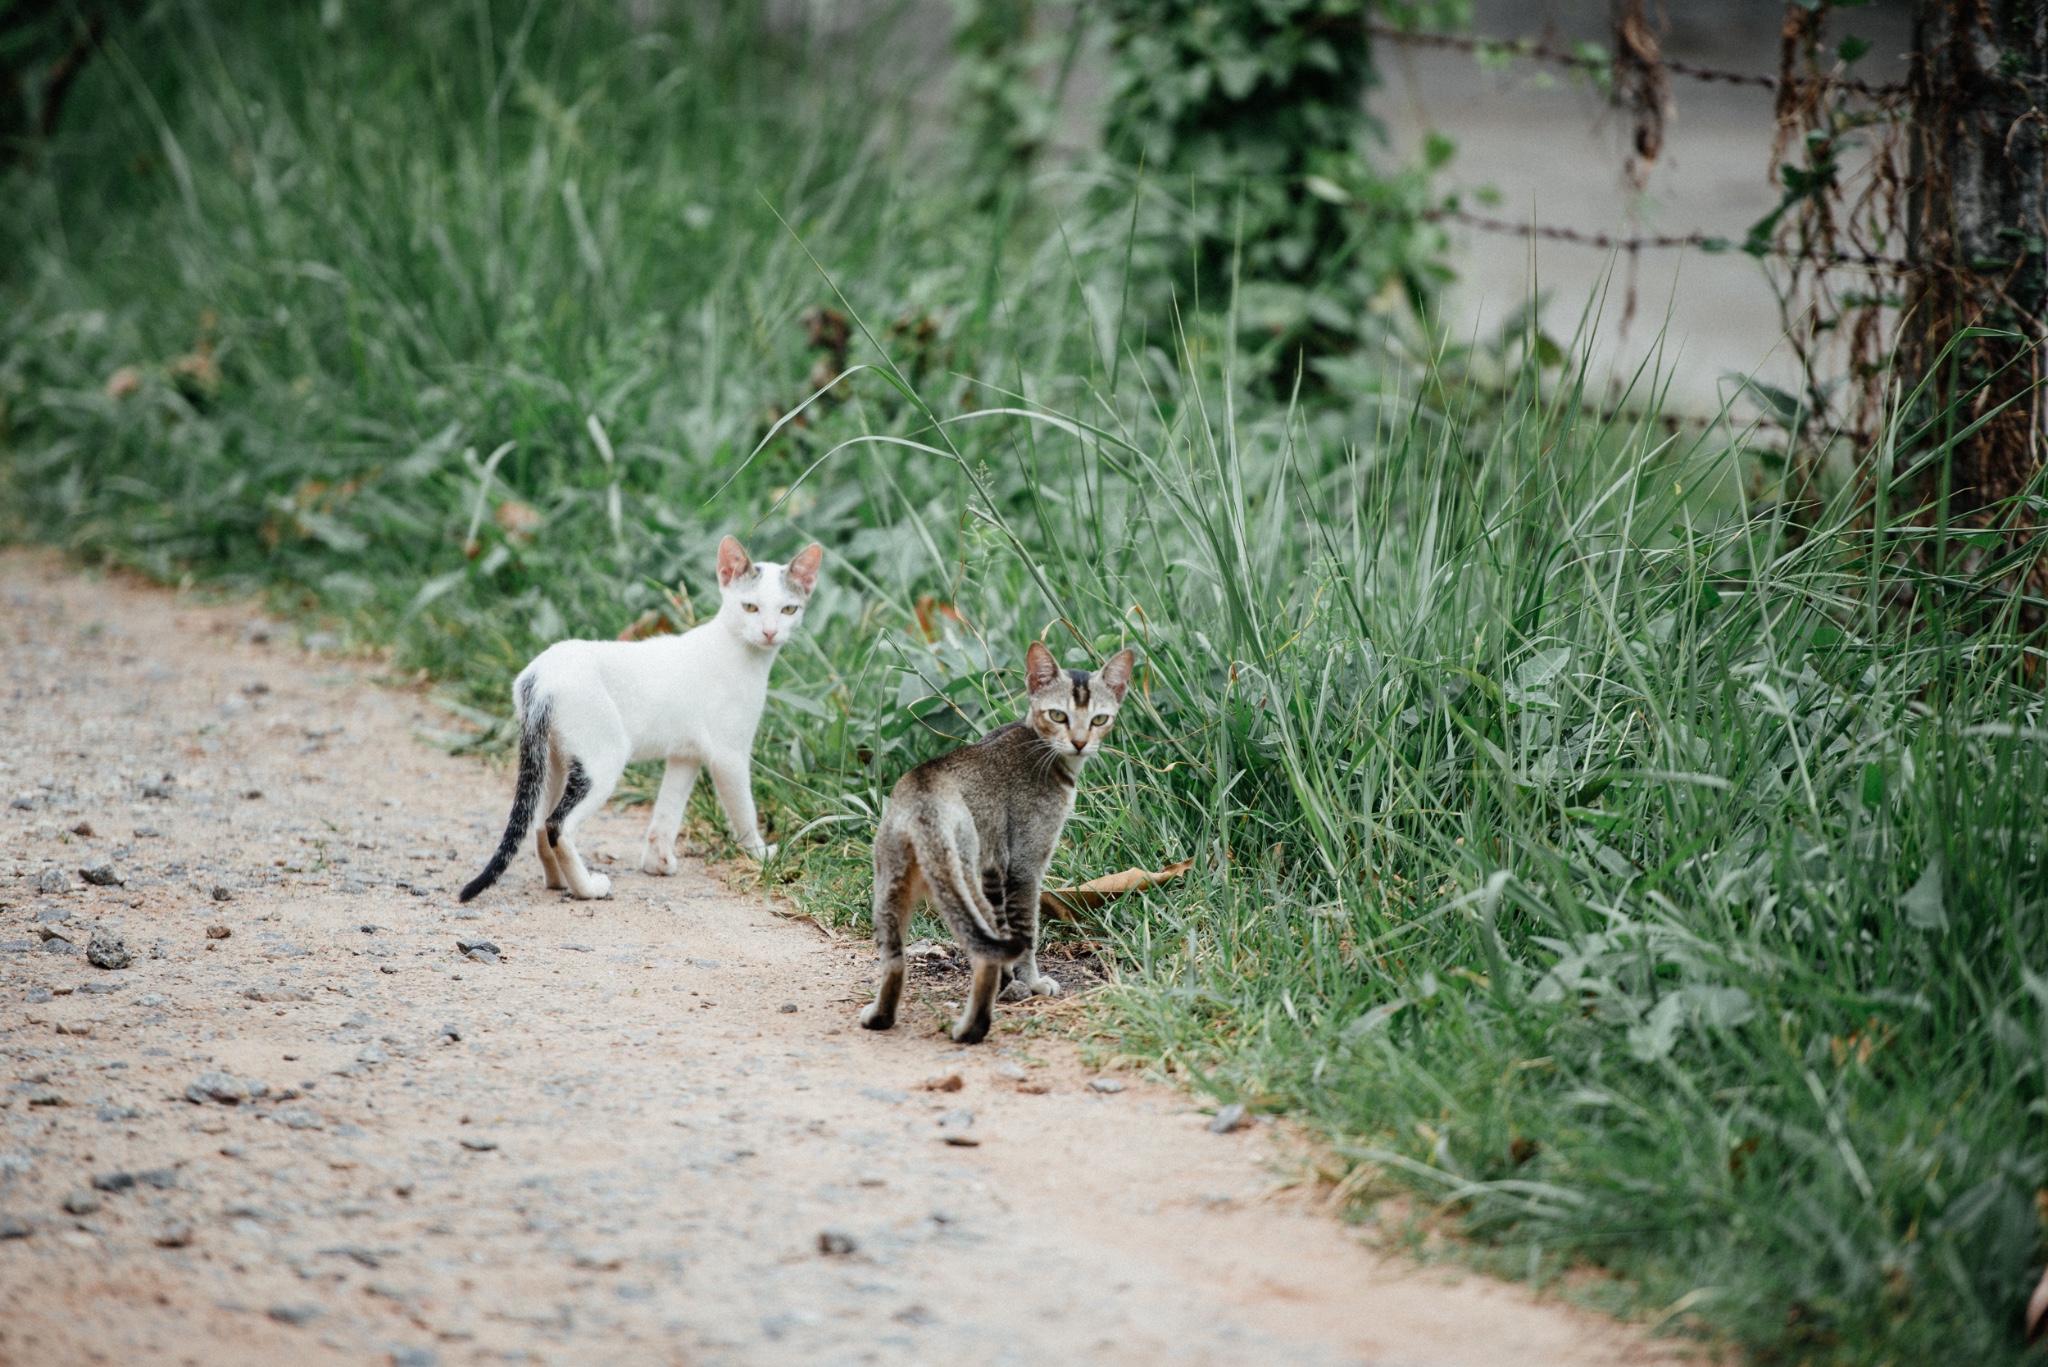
left=861, top=641, right=1136, bottom=1043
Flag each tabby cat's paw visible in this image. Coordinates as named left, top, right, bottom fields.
left=1029, top=975, right=1063, bottom=998
left=858, top=1002, right=894, bottom=1031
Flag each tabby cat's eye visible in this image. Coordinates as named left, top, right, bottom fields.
left=1091, top=715, right=1110, bottom=728
left=742, top=603, right=759, bottom=612
left=1046, top=710, right=1068, bottom=724
left=781, top=604, right=798, bottom=615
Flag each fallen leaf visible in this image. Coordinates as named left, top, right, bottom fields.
left=494, top=500, right=542, bottom=541
left=2029, top=1265, right=2048, bottom=1342
left=617, top=609, right=680, bottom=642
left=1041, top=859, right=1194, bottom=920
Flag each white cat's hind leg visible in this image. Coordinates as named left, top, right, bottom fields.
left=547, top=752, right=626, bottom=901
left=535, top=755, right=570, bottom=890
left=640, top=757, right=699, bottom=875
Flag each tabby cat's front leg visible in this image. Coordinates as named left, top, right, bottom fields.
left=997, top=871, right=1060, bottom=1002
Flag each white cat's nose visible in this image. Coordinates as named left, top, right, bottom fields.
left=761, top=631, right=778, bottom=645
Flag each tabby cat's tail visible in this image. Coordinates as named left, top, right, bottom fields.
left=459, top=689, right=550, bottom=904
left=917, top=834, right=1028, bottom=961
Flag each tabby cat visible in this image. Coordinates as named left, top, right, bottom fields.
left=861, top=641, right=1135, bottom=1043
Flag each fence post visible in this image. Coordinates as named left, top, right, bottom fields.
left=1901, top=1, right=2048, bottom=577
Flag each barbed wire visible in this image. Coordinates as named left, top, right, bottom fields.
left=1367, top=21, right=1903, bottom=99
left=1422, top=208, right=1906, bottom=271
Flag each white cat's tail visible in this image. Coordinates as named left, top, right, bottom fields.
left=460, top=679, right=550, bottom=904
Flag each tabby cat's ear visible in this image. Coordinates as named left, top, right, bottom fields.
left=717, top=536, right=753, bottom=587
left=1025, top=641, right=1060, bottom=693
left=786, top=543, right=824, bottom=595
left=1098, top=648, right=1136, bottom=701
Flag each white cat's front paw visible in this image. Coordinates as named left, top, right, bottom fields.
left=573, top=873, right=613, bottom=900
left=640, top=845, right=679, bottom=876
left=740, top=840, right=777, bottom=862
left=1029, top=975, right=1062, bottom=998
left=998, top=979, right=1034, bottom=1003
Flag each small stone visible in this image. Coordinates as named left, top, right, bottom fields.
left=185, top=1071, right=267, bottom=1105
left=70, top=821, right=94, bottom=838
left=135, top=992, right=165, bottom=1007
left=87, top=932, right=132, bottom=970
left=1207, top=1103, right=1248, bottom=1134
left=205, top=925, right=232, bottom=940
left=0, top=1216, right=29, bottom=1239
left=25, top=1090, right=64, bottom=1108
left=23, top=988, right=51, bottom=1004
left=242, top=987, right=311, bottom=1003
left=52, top=1022, right=92, bottom=1037
left=34, top=907, right=70, bottom=923
left=62, top=1191, right=101, bottom=1216
left=79, top=863, right=124, bottom=888
left=141, top=776, right=174, bottom=799
left=390, top=1349, right=439, bottom=1367
left=36, top=870, right=68, bottom=896
left=1016, top=1080, right=1051, bottom=1095
left=922, top=1073, right=964, bottom=1093
left=455, top=938, right=499, bottom=955
left=211, top=886, right=233, bottom=901
left=154, top=1221, right=194, bottom=1248
left=572, top=1246, right=624, bottom=1270
left=996, top=1063, right=1028, bottom=1082
left=91, top=1171, right=137, bottom=1193
left=463, top=948, right=498, bottom=965
left=458, top=1136, right=497, bottom=1152
left=358, top=924, right=378, bottom=934
left=1088, top=1078, right=1125, bottom=1095
left=0, top=941, right=32, bottom=954
left=817, top=1228, right=857, bottom=1256
left=779, top=1002, right=799, bottom=1013
left=37, top=925, right=73, bottom=943
left=242, top=790, right=263, bottom=801
left=278, top=1108, right=324, bottom=1131
left=940, top=1135, right=981, bottom=1147
left=137, top=1168, right=178, bottom=1190
left=267, top=1303, right=322, bottom=1327
left=437, top=1024, right=461, bottom=1043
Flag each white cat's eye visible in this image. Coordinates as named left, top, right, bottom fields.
left=1091, top=715, right=1110, bottom=728
left=1046, top=709, right=1068, bottom=724
left=780, top=605, right=797, bottom=615
left=742, top=603, right=759, bottom=613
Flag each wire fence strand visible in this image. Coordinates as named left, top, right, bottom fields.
left=1367, top=21, right=1903, bottom=99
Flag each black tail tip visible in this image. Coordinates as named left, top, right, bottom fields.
left=457, top=878, right=485, bottom=904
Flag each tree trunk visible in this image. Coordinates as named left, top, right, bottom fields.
left=1903, top=2, right=2048, bottom=550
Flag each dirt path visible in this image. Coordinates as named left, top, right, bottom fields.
left=0, top=551, right=1689, bottom=1367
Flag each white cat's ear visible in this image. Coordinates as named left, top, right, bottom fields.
left=1098, top=648, right=1136, bottom=701
left=786, top=543, right=823, bottom=595
left=717, top=536, right=752, bottom=587
left=1025, top=641, right=1060, bottom=693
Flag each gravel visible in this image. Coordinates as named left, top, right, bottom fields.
left=87, top=932, right=132, bottom=970
left=184, top=1071, right=269, bottom=1105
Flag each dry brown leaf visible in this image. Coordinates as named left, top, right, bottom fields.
left=617, top=609, right=681, bottom=642
left=1041, top=859, right=1194, bottom=921
left=2028, top=1264, right=2048, bottom=1343
left=494, top=500, right=542, bottom=540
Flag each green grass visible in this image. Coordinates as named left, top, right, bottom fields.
left=6, top=5, right=2048, bottom=1362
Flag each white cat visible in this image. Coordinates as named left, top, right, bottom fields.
left=460, top=536, right=822, bottom=902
